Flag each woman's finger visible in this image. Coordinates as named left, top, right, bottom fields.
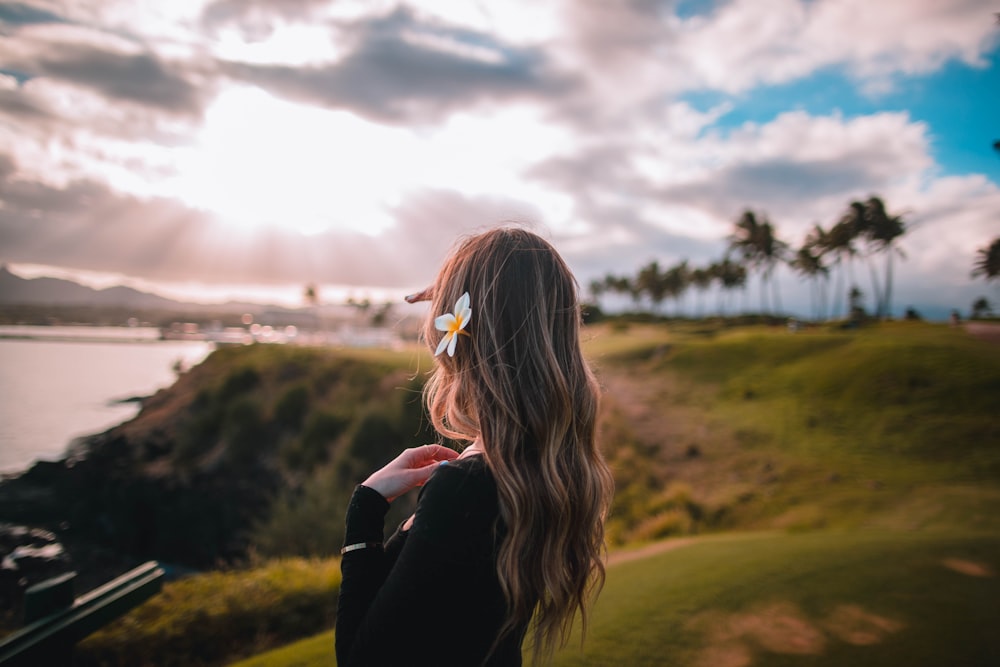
left=405, top=444, right=458, bottom=466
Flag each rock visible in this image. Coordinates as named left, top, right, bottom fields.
left=0, top=523, right=74, bottom=629
left=0, top=523, right=73, bottom=582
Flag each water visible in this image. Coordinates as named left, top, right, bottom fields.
left=0, top=328, right=212, bottom=474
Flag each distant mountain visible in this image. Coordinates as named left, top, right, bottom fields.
left=0, top=266, right=370, bottom=320
left=0, top=265, right=186, bottom=309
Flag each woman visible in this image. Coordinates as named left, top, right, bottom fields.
left=335, top=228, right=614, bottom=666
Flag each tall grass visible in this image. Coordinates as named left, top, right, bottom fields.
left=77, top=558, right=341, bottom=667
left=594, top=322, right=1000, bottom=539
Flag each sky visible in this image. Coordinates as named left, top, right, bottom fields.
left=0, top=0, right=998, bottom=318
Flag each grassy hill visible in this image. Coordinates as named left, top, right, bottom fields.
left=73, top=320, right=1000, bottom=666
left=591, top=321, right=1000, bottom=544
left=233, top=530, right=1000, bottom=667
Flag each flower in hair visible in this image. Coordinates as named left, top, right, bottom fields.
left=434, top=292, right=471, bottom=357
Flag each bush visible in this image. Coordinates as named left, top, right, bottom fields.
left=289, top=410, right=349, bottom=470
left=628, top=509, right=692, bottom=542
left=218, top=366, right=261, bottom=401
left=249, top=466, right=352, bottom=558
left=274, top=384, right=310, bottom=430
left=76, top=558, right=341, bottom=667
left=224, top=397, right=273, bottom=467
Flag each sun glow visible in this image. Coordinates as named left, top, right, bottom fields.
left=165, top=87, right=422, bottom=236
left=162, top=87, right=574, bottom=237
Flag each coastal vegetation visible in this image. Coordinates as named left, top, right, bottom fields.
left=589, top=196, right=910, bottom=321
left=3, top=318, right=998, bottom=665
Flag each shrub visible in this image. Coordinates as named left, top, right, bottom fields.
left=291, top=410, right=349, bottom=470
left=218, top=366, right=261, bottom=401
left=249, top=466, right=352, bottom=558
left=224, top=397, right=273, bottom=467
left=628, top=509, right=692, bottom=542
left=76, top=558, right=341, bottom=667
left=274, top=384, right=310, bottom=431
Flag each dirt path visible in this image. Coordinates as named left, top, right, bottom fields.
left=608, top=536, right=698, bottom=566
left=964, top=321, right=1000, bottom=345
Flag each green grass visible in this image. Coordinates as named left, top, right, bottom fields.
left=553, top=529, right=1000, bottom=667
left=77, top=558, right=341, bottom=667
left=85, top=321, right=1000, bottom=666
left=230, top=630, right=335, bottom=667
left=593, top=321, right=1000, bottom=540
left=232, top=529, right=1000, bottom=667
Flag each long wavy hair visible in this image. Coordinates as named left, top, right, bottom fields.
left=423, top=227, right=614, bottom=663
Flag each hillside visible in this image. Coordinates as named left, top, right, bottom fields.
left=5, top=320, right=1000, bottom=666
left=591, top=321, right=1000, bottom=543
left=0, top=265, right=184, bottom=309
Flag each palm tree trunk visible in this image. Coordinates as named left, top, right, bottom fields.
left=884, top=249, right=894, bottom=319
left=865, top=256, right=882, bottom=318
left=831, top=260, right=846, bottom=317
left=771, top=264, right=782, bottom=316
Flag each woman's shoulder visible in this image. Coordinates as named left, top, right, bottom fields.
left=425, top=454, right=493, bottom=492
left=416, top=454, right=497, bottom=517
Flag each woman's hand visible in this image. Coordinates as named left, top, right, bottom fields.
left=363, top=444, right=459, bottom=503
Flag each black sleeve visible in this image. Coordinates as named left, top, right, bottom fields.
left=335, top=484, right=392, bottom=664
left=335, top=461, right=503, bottom=667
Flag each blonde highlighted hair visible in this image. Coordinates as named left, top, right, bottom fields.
left=423, top=227, right=614, bottom=663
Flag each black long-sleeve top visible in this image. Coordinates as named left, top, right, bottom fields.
left=336, top=455, right=528, bottom=666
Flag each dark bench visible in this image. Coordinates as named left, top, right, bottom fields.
left=0, top=561, right=164, bottom=666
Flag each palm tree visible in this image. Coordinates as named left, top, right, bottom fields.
left=971, top=296, right=992, bottom=319
left=824, top=211, right=862, bottom=319
left=789, top=244, right=828, bottom=321
left=728, top=210, right=786, bottom=314
left=828, top=201, right=879, bottom=318
left=662, top=260, right=690, bottom=317
left=803, top=224, right=833, bottom=320
left=637, top=261, right=667, bottom=314
left=690, top=266, right=713, bottom=318
left=728, top=211, right=764, bottom=310
left=862, top=197, right=907, bottom=318
left=712, top=257, right=747, bottom=316
left=304, top=283, right=320, bottom=331
left=758, top=221, right=788, bottom=315
left=601, top=273, right=630, bottom=310
left=588, top=279, right=606, bottom=307
left=972, top=238, right=1000, bottom=282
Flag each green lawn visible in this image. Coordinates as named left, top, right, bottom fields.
left=232, top=529, right=1000, bottom=667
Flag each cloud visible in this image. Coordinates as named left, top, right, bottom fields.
left=201, top=0, right=337, bottom=37
left=0, top=22, right=207, bottom=116
left=34, top=44, right=204, bottom=114
left=222, top=6, right=578, bottom=124
left=666, top=0, right=999, bottom=94
left=530, top=108, right=935, bottom=254
left=0, top=86, right=52, bottom=121
left=0, top=0, right=996, bottom=319
left=0, top=153, right=543, bottom=289
left=0, top=2, right=67, bottom=27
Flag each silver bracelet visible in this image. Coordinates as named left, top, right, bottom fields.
left=340, top=541, right=382, bottom=555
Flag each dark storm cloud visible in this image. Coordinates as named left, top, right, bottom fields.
left=0, top=159, right=217, bottom=277
left=31, top=44, right=204, bottom=115
left=0, top=88, right=51, bottom=120
left=0, top=155, right=543, bottom=289
left=0, top=3, right=67, bottom=27
left=657, top=158, right=880, bottom=218
left=556, top=214, right=723, bottom=285
left=224, top=7, right=578, bottom=124
left=201, top=0, right=332, bottom=36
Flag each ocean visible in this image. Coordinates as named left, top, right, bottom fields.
left=0, top=327, right=212, bottom=474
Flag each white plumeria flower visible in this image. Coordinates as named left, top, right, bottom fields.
left=434, top=292, right=472, bottom=357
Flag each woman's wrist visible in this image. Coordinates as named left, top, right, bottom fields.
left=343, top=484, right=391, bottom=546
